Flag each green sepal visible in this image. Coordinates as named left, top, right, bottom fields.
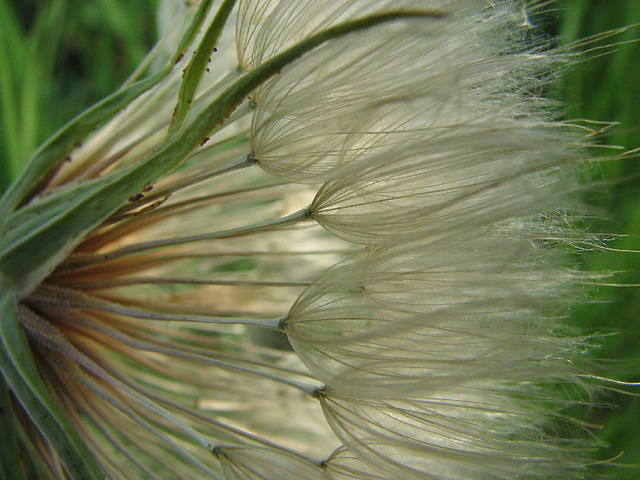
left=0, top=293, right=103, bottom=479
left=0, top=179, right=116, bottom=296
left=170, top=0, right=238, bottom=133
left=169, top=0, right=217, bottom=66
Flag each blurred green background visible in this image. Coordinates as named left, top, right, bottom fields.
left=551, top=1, right=640, bottom=478
left=0, top=0, right=638, bottom=477
left=0, top=0, right=158, bottom=191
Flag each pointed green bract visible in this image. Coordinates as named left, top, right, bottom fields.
left=0, top=177, right=130, bottom=296
left=170, top=0, right=239, bottom=134
left=170, top=0, right=217, bottom=67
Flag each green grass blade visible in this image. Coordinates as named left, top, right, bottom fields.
left=0, top=0, right=25, bottom=189
left=18, top=0, right=68, bottom=170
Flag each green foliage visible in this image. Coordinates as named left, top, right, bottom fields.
left=0, top=0, right=158, bottom=192
left=555, top=1, right=640, bottom=477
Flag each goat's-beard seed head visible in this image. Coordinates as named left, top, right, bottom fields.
left=0, top=1, right=622, bottom=479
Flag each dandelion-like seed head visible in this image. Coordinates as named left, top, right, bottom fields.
left=0, top=1, right=624, bottom=479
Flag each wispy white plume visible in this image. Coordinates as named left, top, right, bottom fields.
left=0, top=1, right=622, bottom=479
